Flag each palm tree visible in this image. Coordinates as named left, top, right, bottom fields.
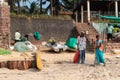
left=40, top=0, right=43, bottom=14
left=53, top=0, right=61, bottom=16
left=6, top=0, right=21, bottom=13
left=39, top=0, right=46, bottom=14
left=45, top=0, right=61, bottom=16
left=7, top=0, right=16, bottom=12
left=16, top=0, right=21, bottom=13
left=29, top=1, right=37, bottom=14
left=60, top=0, right=80, bottom=12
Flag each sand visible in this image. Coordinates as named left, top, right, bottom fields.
left=0, top=47, right=120, bottom=80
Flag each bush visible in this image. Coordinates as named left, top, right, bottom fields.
left=0, top=49, right=11, bottom=55
left=113, top=28, right=120, bottom=33
left=11, top=14, right=72, bottom=20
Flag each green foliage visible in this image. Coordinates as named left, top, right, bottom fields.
left=11, top=14, right=72, bottom=20
left=61, top=0, right=74, bottom=10
left=91, top=19, right=110, bottom=23
left=110, top=20, right=120, bottom=23
left=113, top=28, right=120, bottom=33
left=29, top=1, right=37, bottom=14
left=61, top=0, right=79, bottom=11
left=21, top=6, right=30, bottom=14
left=11, top=13, right=28, bottom=18
left=9, top=0, right=73, bottom=19
left=56, top=15, right=71, bottom=20
left=8, top=0, right=76, bottom=16
left=0, top=49, right=11, bottom=55
left=11, top=11, right=17, bottom=16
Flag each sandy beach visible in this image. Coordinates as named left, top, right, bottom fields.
left=0, top=48, right=120, bottom=80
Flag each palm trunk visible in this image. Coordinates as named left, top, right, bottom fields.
left=53, top=0, right=59, bottom=16
left=50, top=0, right=53, bottom=16
left=17, top=0, right=21, bottom=14
left=40, top=0, right=42, bottom=14
left=7, top=0, right=14, bottom=12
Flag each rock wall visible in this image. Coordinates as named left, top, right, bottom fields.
left=10, top=17, right=75, bottom=42
left=0, top=2, right=10, bottom=48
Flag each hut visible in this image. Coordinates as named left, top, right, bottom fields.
left=73, top=0, right=120, bottom=22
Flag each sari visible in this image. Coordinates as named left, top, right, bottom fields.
left=95, top=40, right=105, bottom=64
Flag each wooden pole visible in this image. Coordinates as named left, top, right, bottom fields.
left=76, top=11, right=78, bottom=22
left=87, top=0, right=90, bottom=23
left=81, top=5, right=84, bottom=23
left=115, top=1, right=118, bottom=17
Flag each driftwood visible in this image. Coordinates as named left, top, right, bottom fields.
left=0, top=60, right=36, bottom=70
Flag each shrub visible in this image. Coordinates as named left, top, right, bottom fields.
left=113, top=28, right=120, bottom=33
left=11, top=14, right=72, bottom=20
left=0, top=49, right=11, bottom=55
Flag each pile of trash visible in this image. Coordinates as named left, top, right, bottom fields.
left=46, top=38, right=68, bottom=53
left=46, top=37, right=77, bottom=52
left=10, top=41, right=37, bottom=52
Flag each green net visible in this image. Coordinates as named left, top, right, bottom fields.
left=65, top=38, right=77, bottom=49
left=14, top=42, right=29, bottom=52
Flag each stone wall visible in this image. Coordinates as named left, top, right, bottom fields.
left=10, top=17, right=76, bottom=42
left=106, top=43, right=120, bottom=53
left=0, top=2, right=10, bottom=35
left=0, top=2, right=10, bottom=48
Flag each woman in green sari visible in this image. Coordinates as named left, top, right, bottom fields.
left=94, top=35, right=106, bottom=66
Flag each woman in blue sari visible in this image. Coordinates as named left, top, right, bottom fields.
left=94, top=35, right=106, bottom=66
